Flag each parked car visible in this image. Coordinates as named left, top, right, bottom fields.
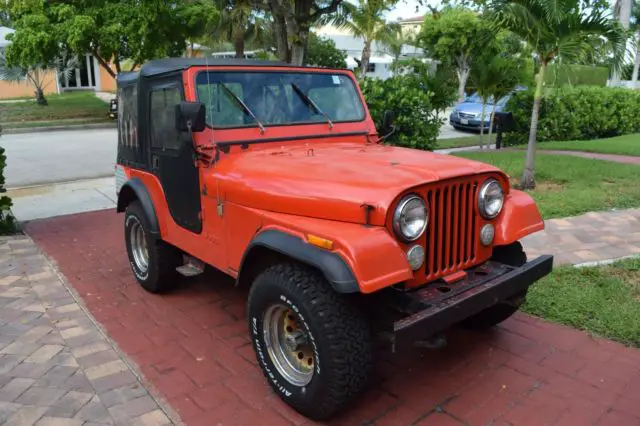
left=114, top=58, right=552, bottom=421
left=449, top=88, right=523, bottom=132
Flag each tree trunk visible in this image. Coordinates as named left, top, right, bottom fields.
left=234, top=24, right=245, bottom=59
left=633, top=34, right=640, bottom=89
left=360, top=40, right=372, bottom=75
left=520, top=63, right=546, bottom=189
left=487, top=103, right=497, bottom=148
left=92, top=49, right=116, bottom=79
left=290, top=28, right=309, bottom=65
left=611, top=0, right=632, bottom=86
left=479, top=100, right=486, bottom=149
left=35, top=88, right=47, bottom=106
left=455, top=58, right=470, bottom=101
left=114, top=57, right=122, bottom=73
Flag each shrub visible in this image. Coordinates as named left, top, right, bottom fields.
left=503, top=86, right=640, bottom=145
left=0, top=140, right=15, bottom=235
left=359, top=75, right=441, bottom=151
left=305, top=33, right=347, bottom=69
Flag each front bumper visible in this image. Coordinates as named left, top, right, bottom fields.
left=391, top=255, right=553, bottom=347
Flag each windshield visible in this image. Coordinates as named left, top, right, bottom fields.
left=195, top=71, right=365, bottom=128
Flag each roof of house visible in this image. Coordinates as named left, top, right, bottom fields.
left=397, top=15, right=424, bottom=23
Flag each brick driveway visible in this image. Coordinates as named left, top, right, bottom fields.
left=24, top=210, right=640, bottom=426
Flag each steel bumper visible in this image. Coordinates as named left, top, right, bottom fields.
left=392, top=255, right=553, bottom=347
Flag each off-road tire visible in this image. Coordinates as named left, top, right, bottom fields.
left=247, top=263, right=372, bottom=420
left=460, top=242, right=527, bottom=330
left=124, top=201, right=182, bottom=293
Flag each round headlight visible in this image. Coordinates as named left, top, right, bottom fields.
left=478, top=179, right=504, bottom=219
left=393, top=195, right=428, bottom=242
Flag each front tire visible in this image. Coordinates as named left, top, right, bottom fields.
left=460, top=242, right=527, bottom=330
left=248, top=263, right=372, bottom=420
left=124, top=201, right=182, bottom=293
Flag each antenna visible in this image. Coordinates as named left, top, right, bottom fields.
left=203, top=51, right=223, bottom=216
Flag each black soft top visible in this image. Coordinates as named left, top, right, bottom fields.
left=116, top=57, right=347, bottom=85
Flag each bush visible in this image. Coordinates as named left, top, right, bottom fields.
left=359, top=75, right=441, bottom=150
left=503, top=86, right=640, bottom=145
left=544, top=64, right=610, bottom=87
left=305, top=33, right=347, bottom=69
left=0, top=141, right=15, bottom=235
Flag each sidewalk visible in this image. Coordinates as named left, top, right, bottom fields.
left=0, top=235, right=174, bottom=425
left=21, top=209, right=640, bottom=425
left=523, top=208, right=640, bottom=265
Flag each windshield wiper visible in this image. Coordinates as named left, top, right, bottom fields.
left=290, top=83, right=333, bottom=130
left=218, top=83, right=265, bottom=134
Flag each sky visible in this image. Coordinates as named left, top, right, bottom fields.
left=386, top=0, right=441, bottom=21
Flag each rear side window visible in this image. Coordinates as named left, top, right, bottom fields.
left=150, top=87, right=182, bottom=149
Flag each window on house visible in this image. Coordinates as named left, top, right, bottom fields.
left=150, top=87, right=182, bottom=149
left=366, top=63, right=376, bottom=73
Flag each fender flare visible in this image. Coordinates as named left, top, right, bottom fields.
left=238, top=229, right=360, bottom=294
left=116, top=178, right=160, bottom=237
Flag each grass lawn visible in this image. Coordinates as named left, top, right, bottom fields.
left=456, top=150, right=640, bottom=219
left=0, top=92, right=110, bottom=128
left=536, top=133, right=640, bottom=157
left=436, top=134, right=496, bottom=149
left=524, top=257, right=640, bottom=347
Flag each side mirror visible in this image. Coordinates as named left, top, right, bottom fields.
left=380, top=110, right=395, bottom=139
left=175, top=101, right=206, bottom=133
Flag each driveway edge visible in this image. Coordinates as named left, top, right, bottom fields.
left=40, top=241, right=183, bottom=424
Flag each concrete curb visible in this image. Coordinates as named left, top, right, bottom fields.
left=2, top=122, right=116, bottom=135
left=573, top=254, right=640, bottom=268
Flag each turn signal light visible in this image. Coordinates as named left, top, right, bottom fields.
left=307, top=234, right=334, bottom=250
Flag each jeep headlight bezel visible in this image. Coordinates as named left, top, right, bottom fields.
left=393, top=195, right=428, bottom=242
left=478, top=178, right=505, bottom=219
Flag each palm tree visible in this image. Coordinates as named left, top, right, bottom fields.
left=490, top=0, right=627, bottom=189
left=331, top=0, right=400, bottom=74
left=211, top=0, right=270, bottom=58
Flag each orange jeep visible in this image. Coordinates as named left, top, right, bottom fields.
left=115, top=58, right=552, bottom=420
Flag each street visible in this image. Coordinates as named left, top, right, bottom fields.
left=2, top=128, right=117, bottom=188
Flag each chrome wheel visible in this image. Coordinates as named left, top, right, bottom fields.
left=129, top=221, right=149, bottom=273
left=263, top=304, right=315, bottom=387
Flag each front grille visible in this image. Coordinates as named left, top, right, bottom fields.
left=424, top=179, right=480, bottom=280
left=458, top=112, right=476, bottom=119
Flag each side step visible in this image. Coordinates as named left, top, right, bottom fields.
left=176, top=256, right=205, bottom=277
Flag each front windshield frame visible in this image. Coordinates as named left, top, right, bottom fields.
left=194, top=70, right=366, bottom=130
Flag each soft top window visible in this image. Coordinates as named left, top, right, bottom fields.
left=195, top=71, right=365, bottom=128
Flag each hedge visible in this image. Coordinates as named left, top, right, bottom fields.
left=0, top=140, right=15, bottom=235
left=503, top=86, right=640, bottom=145
left=360, top=75, right=441, bottom=151
left=544, top=64, right=610, bottom=87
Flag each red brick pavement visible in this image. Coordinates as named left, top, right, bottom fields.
left=24, top=210, right=640, bottom=426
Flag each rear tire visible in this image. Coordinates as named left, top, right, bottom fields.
left=460, top=242, right=527, bottom=330
left=247, top=263, right=372, bottom=420
left=124, top=201, right=182, bottom=293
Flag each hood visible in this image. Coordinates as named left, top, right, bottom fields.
left=210, top=142, right=503, bottom=226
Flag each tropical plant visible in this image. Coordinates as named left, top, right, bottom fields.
left=211, top=0, right=270, bottom=58
left=419, top=7, right=496, bottom=100
left=0, top=50, right=78, bottom=105
left=470, top=54, right=531, bottom=148
left=490, top=0, right=627, bottom=189
left=306, top=33, right=347, bottom=68
left=328, top=0, right=400, bottom=74
left=387, top=30, right=413, bottom=64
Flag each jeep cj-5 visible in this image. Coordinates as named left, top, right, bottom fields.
left=114, top=58, right=552, bottom=420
